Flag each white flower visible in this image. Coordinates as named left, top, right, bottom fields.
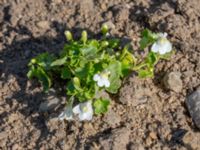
left=58, top=105, right=73, bottom=120
left=151, top=32, right=172, bottom=55
left=93, top=71, right=110, bottom=88
left=73, top=101, right=93, bottom=121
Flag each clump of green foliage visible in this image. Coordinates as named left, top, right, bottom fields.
left=27, top=25, right=173, bottom=120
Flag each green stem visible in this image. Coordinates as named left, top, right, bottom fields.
left=132, top=62, right=147, bottom=71
left=66, top=96, right=74, bottom=107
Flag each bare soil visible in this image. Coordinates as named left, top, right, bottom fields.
left=0, top=0, right=200, bottom=149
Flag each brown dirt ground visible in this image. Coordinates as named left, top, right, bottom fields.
left=0, top=0, right=200, bottom=149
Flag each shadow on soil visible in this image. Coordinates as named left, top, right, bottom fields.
left=129, top=0, right=178, bottom=30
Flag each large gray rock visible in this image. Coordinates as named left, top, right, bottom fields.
left=186, top=89, right=200, bottom=129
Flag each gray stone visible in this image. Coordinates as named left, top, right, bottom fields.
left=164, top=71, right=183, bottom=93
left=186, top=89, right=200, bottom=129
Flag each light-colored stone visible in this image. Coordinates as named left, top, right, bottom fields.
left=164, top=71, right=183, bottom=93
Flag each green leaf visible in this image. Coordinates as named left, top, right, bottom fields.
left=93, top=99, right=110, bottom=114
left=139, top=29, right=157, bottom=49
left=61, top=67, right=71, bottom=79
left=107, top=39, right=120, bottom=49
left=27, top=65, right=37, bottom=79
left=36, top=67, right=52, bottom=92
left=106, top=61, right=122, bottom=94
left=61, top=42, right=81, bottom=58
left=120, top=46, right=136, bottom=77
left=138, top=69, right=154, bottom=78
left=75, top=63, right=94, bottom=83
left=27, top=64, right=51, bottom=92
left=84, top=89, right=95, bottom=100
left=145, top=52, right=158, bottom=67
left=35, top=53, right=55, bottom=70
left=50, top=56, right=67, bottom=67
left=66, top=80, right=77, bottom=96
left=80, top=41, right=98, bottom=59
left=73, top=77, right=82, bottom=91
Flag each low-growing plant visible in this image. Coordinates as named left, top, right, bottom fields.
left=27, top=25, right=174, bottom=121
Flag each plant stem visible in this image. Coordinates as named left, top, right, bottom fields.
left=132, top=62, right=147, bottom=71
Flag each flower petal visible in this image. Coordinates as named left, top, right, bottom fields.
left=78, top=111, right=93, bottom=121
left=159, top=41, right=172, bottom=55
left=151, top=42, right=159, bottom=53
left=86, top=101, right=93, bottom=113
left=85, top=113, right=93, bottom=120
left=73, top=101, right=93, bottom=121
left=93, top=74, right=100, bottom=81
left=58, top=106, right=73, bottom=120
left=58, top=111, right=66, bottom=120
left=97, top=79, right=105, bottom=87
left=73, top=104, right=81, bottom=114
left=164, top=41, right=172, bottom=53
left=158, top=32, right=167, bottom=38
left=163, top=32, right=168, bottom=38
left=103, top=79, right=110, bottom=87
